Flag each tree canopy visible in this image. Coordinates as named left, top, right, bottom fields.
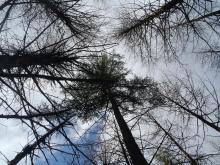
left=0, top=0, right=219, bottom=165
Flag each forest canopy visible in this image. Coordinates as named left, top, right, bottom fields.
left=0, top=0, right=219, bottom=165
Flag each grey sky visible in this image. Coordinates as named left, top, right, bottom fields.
left=0, top=0, right=220, bottom=164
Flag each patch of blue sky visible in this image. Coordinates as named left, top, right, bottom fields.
left=35, top=118, right=104, bottom=165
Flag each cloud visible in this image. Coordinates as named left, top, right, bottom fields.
left=0, top=119, right=29, bottom=165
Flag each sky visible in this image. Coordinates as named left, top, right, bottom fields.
left=0, top=0, right=220, bottom=164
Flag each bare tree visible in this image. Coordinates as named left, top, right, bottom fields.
left=0, top=1, right=220, bottom=164
left=115, top=0, right=220, bottom=66
left=160, top=73, right=220, bottom=133
left=0, top=0, right=108, bottom=164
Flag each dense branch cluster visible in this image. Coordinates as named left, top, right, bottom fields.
left=115, top=0, right=220, bottom=64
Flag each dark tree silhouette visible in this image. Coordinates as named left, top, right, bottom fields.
left=63, top=53, right=166, bottom=164
left=115, top=0, right=220, bottom=66
left=0, top=0, right=219, bottom=164
left=0, top=0, right=107, bottom=164
left=160, top=74, right=220, bottom=133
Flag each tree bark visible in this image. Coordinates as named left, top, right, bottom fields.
left=114, top=121, right=131, bottom=165
left=108, top=92, right=149, bottom=165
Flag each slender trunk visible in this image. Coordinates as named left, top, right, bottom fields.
left=8, top=119, right=68, bottom=165
left=148, top=114, right=198, bottom=165
left=164, top=95, right=220, bottom=133
left=171, top=9, right=220, bottom=28
left=0, top=72, right=118, bottom=85
left=114, top=121, right=131, bottom=165
left=0, top=109, right=70, bottom=120
left=118, top=0, right=183, bottom=36
left=0, top=54, right=76, bottom=69
left=108, top=92, right=149, bottom=165
left=115, top=84, right=220, bottom=133
left=0, top=0, right=15, bottom=10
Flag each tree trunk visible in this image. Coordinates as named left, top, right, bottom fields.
left=108, top=92, right=149, bottom=165
left=0, top=54, right=76, bottom=69
left=8, top=119, right=68, bottom=165
left=164, top=95, right=220, bottom=133
left=148, top=114, right=198, bottom=165
left=118, top=0, right=183, bottom=36
left=114, top=121, right=131, bottom=165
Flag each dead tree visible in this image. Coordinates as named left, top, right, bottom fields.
left=115, top=0, right=220, bottom=65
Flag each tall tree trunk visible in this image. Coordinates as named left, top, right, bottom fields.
left=114, top=120, right=131, bottom=165
left=118, top=0, right=183, bottom=37
left=108, top=92, right=149, bottom=165
left=8, top=119, right=68, bottom=165
left=0, top=54, right=76, bottom=69
left=163, top=95, right=220, bottom=133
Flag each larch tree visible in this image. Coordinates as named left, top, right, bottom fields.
left=0, top=0, right=108, bottom=164
left=0, top=0, right=220, bottom=165
left=115, top=0, right=220, bottom=66
left=63, top=53, right=175, bottom=165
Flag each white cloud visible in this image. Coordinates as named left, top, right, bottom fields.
left=0, top=120, right=29, bottom=165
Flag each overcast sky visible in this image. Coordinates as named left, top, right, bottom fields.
left=0, top=0, right=220, bottom=164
